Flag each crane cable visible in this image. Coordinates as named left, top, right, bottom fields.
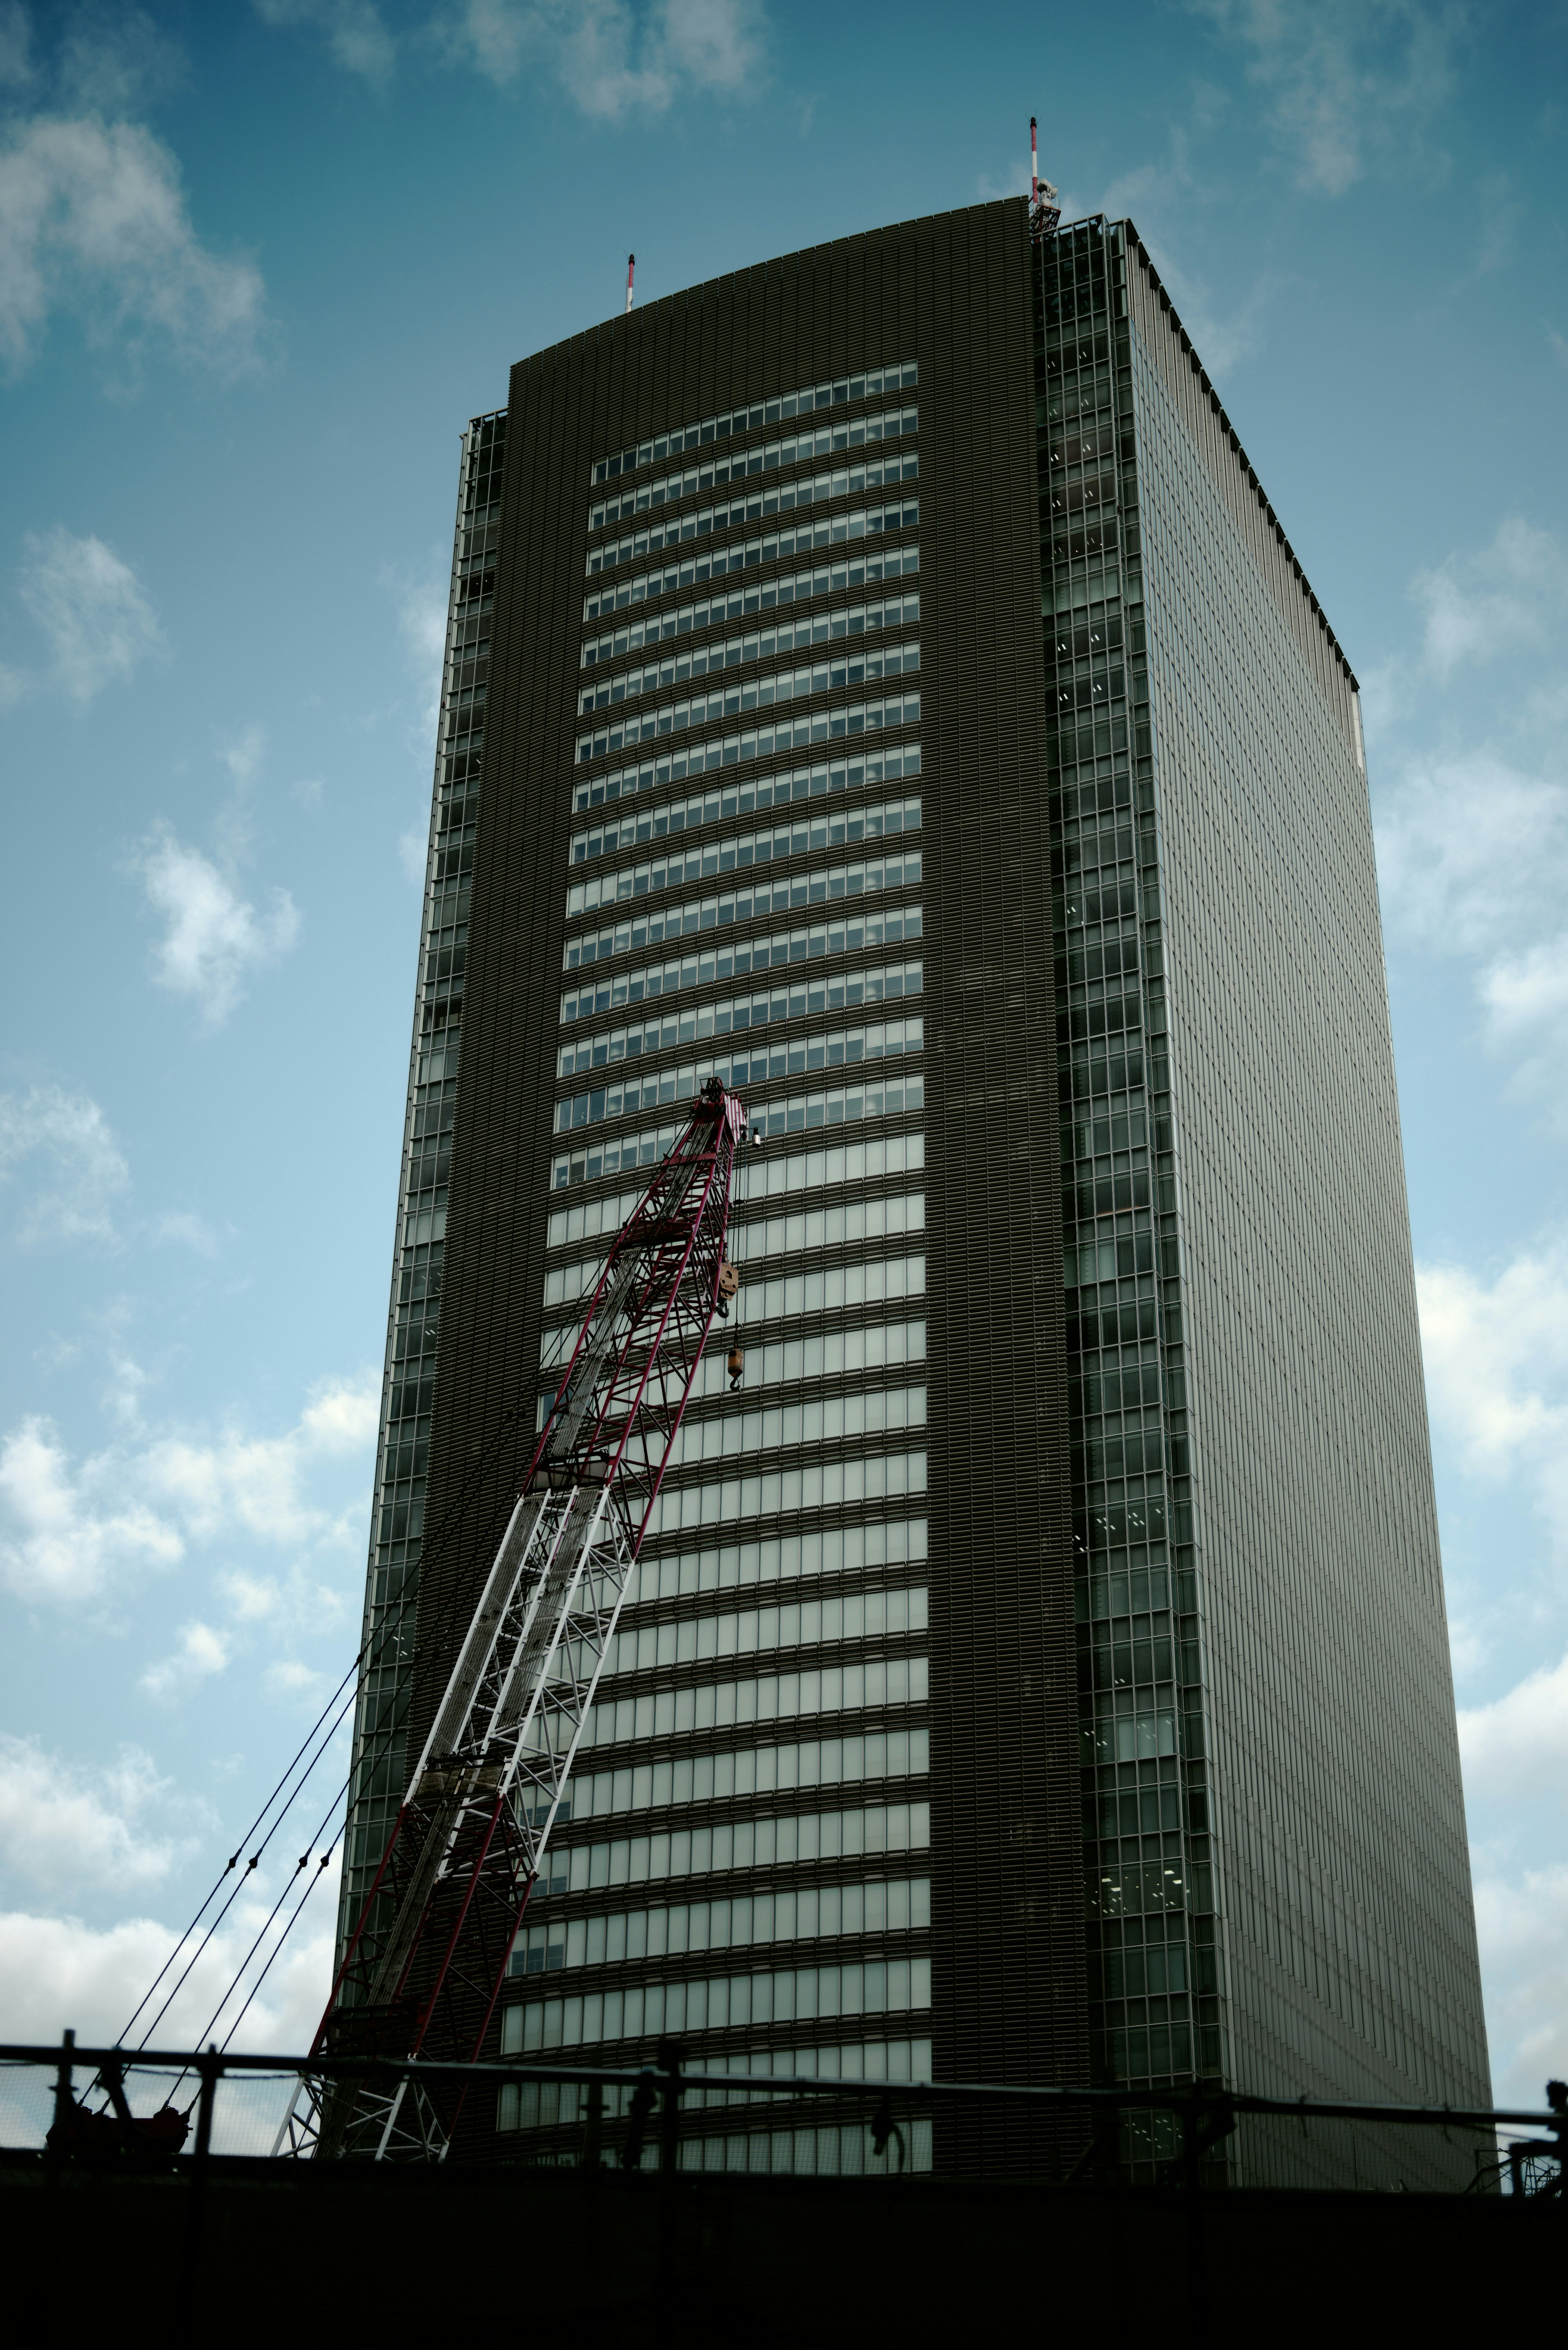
left=111, top=1119, right=715, bottom=2095
left=114, top=1402, right=529, bottom=2054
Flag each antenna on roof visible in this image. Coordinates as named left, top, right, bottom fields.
left=1029, top=116, right=1061, bottom=241
left=626, top=253, right=635, bottom=315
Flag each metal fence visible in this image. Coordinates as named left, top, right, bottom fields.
left=2, top=2036, right=1563, bottom=2198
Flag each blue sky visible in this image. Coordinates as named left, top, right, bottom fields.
left=0, top=0, right=1564, bottom=2105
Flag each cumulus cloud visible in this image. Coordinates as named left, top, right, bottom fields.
left=0, top=1414, right=182, bottom=1604
left=0, top=114, right=266, bottom=381
left=55, top=5, right=187, bottom=115
left=0, top=1735, right=191, bottom=1895
left=1417, top=1241, right=1568, bottom=1556
left=259, top=0, right=767, bottom=116
left=455, top=0, right=766, bottom=115
left=139, top=1619, right=230, bottom=1702
left=1375, top=757, right=1568, bottom=957
left=1370, top=518, right=1568, bottom=1119
left=12, top=525, right=164, bottom=701
left=0, top=1083, right=129, bottom=1245
left=134, top=827, right=301, bottom=1026
left=0, top=1371, right=379, bottom=1609
left=1472, top=1863, right=1568, bottom=2106
left=1191, top=0, right=1463, bottom=198
left=1460, top=1654, right=1568, bottom=1803
left=1409, top=517, right=1568, bottom=683
left=251, top=0, right=399, bottom=85
left=0, top=1864, right=339, bottom=2065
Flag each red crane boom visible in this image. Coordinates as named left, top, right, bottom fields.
left=281, top=1080, right=748, bottom=2160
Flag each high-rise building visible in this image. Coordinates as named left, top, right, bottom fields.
left=341, top=199, right=1490, bottom=2183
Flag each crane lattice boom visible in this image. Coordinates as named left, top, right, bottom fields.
left=281, top=1081, right=748, bottom=2160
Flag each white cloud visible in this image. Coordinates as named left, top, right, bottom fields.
left=1374, top=756, right=1568, bottom=956
left=141, top=1374, right=379, bottom=1546
left=0, top=1083, right=129, bottom=1245
left=384, top=552, right=448, bottom=747
left=147, top=1207, right=220, bottom=1255
left=135, top=827, right=301, bottom=1026
left=0, top=1736, right=189, bottom=1894
left=139, top=1619, right=230, bottom=1703
left=1460, top=1654, right=1568, bottom=1803
left=252, top=0, right=399, bottom=85
left=265, top=1657, right=328, bottom=1704
left=1191, top=0, right=1463, bottom=198
left=0, top=1414, right=183, bottom=1604
left=1417, top=1242, right=1568, bottom=1553
left=325, top=0, right=772, bottom=116
left=0, top=114, right=266, bottom=381
left=0, top=1866, right=339, bottom=2065
left=55, top=6, right=187, bottom=115
left=1472, top=1863, right=1568, bottom=2106
left=0, top=1371, right=379, bottom=1608
left=1481, top=935, right=1568, bottom=1043
left=13, top=525, right=164, bottom=702
left=1410, top=517, right=1568, bottom=682
left=0, top=1, right=33, bottom=88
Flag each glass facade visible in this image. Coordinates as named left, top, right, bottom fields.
left=343, top=200, right=1488, bottom=2183
left=506, top=353, right=931, bottom=2149
left=336, top=408, right=505, bottom=1953
left=1037, top=217, right=1489, bottom=2185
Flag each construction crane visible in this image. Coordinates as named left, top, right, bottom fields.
left=278, top=1078, right=750, bottom=2162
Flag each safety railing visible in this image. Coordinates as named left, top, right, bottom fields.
left=1, top=2035, right=1563, bottom=2200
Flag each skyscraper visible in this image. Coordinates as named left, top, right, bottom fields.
left=341, top=198, right=1490, bottom=2183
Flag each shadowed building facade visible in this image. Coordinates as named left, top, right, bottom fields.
left=339, top=198, right=1490, bottom=2184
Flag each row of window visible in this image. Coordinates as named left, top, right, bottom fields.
left=588, top=406, right=918, bottom=533
left=580, top=504, right=921, bottom=622
left=681, top=1322, right=926, bottom=1407
left=591, top=361, right=918, bottom=483
left=662, top=1389, right=928, bottom=1476
left=503, top=1956, right=932, bottom=2053
left=577, top=596, right=920, bottom=714
left=560, top=904, right=923, bottom=1017
left=539, top=1802, right=931, bottom=1900
left=539, top=1319, right=927, bottom=1428
left=583, top=1652, right=927, bottom=1752
left=550, top=1074, right=924, bottom=1185
left=1065, top=1230, right=1156, bottom=1289
left=566, top=1726, right=930, bottom=1823
left=1079, top=1561, right=1178, bottom=1621
left=572, top=746, right=920, bottom=831
left=1076, top=1423, right=1167, bottom=1482
left=1072, top=1355, right=1164, bottom=1413
left=570, top=765, right=922, bottom=874
left=606, top=1587, right=928, bottom=1685
left=577, top=682, right=921, bottom=768
left=644, top=2120, right=934, bottom=2176
left=565, top=796, right=920, bottom=917
left=1087, top=1855, right=1190, bottom=1917
left=553, top=1016, right=922, bottom=1134
left=545, top=1132, right=923, bottom=1248
left=512, top=1876, right=930, bottom=1979
left=586, top=457, right=920, bottom=576
left=742, top=1071, right=924, bottom=1146
left=1081, top=1706, right=1179, bottom=1765
left=581, top=549, right=921, bottom=664
left=544, top=1191, right=925, bottom=1310
left=1097, top=1940, right=1188, bottom=2000
left=635, top=1518, right=927, bottom=1607
left=563, top=857, right=921, bottom=971
left=644, top=1449, right=928, bottom=1540
left=558, top=962, right=922, bottom=1067
left=496, top=2043, right=935, bottom=2143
